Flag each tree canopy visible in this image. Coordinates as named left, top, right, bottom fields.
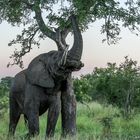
left=0, top=0, right=140, bottom=67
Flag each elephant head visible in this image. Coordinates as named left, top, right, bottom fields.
left=26, top=15, right=83, bottom=88
left=51, top=15, right=84, bottom=78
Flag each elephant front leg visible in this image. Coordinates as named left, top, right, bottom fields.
left=25, top=109, right=39, bottom=137
left=61, top=75, right=76, bottom=137
left=24, top=83, right=40, bottom=137
left=46, top=94, right=61, bottom=138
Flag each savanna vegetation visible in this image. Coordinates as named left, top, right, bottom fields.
left=74, top=56, right=140, bottom=118
left=1, top=0, right=140, bottom=139
left=1, top=56, right=140, bottom=139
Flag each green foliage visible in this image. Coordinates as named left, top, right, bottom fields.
left=0, top=76, right=12, bottom=116
left=1, top=0, right=140, bottom=33
left=74, top=75, right=92, bottom=103
left=1, top=0, right=140, bottom=67
left=74, top=56, right=140, bottom=117
left=1, top=76, right=13, bottom=89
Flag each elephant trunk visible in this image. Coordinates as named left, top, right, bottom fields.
left=68, top=15, right=83, bottom=61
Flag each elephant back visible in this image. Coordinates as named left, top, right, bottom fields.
left=11, top=70, right=26, bottom=93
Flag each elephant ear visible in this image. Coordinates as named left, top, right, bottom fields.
left=26, top=59, right=54, bottom=88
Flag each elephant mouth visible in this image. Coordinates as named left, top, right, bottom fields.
left=65, top=59, right=84, bottom=71
left=54, top=60, right=84, bottom=81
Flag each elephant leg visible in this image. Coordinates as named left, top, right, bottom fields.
left=9, top=95, right=21, bottom=136
left=61, top=75, right=76, bottom=137
left=24, top=82, right=40, bottom=137
left=26, top=110, right=39, bottom=137
left=46, top=94, right=61, bottom=138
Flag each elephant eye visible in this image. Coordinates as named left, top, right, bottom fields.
left=67, top=66, right=75, bottom=69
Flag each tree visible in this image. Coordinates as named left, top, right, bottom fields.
left=0, top=0, right=140, bottom=67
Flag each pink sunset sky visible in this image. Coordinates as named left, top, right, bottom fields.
left=0, top=20, right=140, bottom=78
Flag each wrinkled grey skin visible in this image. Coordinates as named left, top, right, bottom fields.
left=9, top=15, right=83, bottom=138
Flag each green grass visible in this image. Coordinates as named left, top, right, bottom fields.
left=1, top=102, right=140, bottom=140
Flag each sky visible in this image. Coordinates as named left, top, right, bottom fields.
left=0, top=20, right=140, bottom=78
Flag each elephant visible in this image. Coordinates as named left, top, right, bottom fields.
left=8, top=15, right=84, bottom=138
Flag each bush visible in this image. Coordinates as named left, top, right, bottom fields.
left=73, top=56, right=140, bottom=117
left=0, top=76, right=12, bottom=116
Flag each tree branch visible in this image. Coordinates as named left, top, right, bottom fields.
left=55, top=25, right=71, bottom=51
left=20, top=0, right=73, bottom=51
left=8, top=24, right=40, bottom=68
left=34, top=0, right=56, bottom=41
left=21, top=0, right=34, bottom=9
left=61, top=26, right=71, bottom=46
left=8, top=1, right=74, bottom=68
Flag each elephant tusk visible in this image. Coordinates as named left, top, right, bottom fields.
left=60, top=46, right=69, bottom=66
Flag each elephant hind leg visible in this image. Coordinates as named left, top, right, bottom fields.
left=24, top=82, right=40, bottom=137
left=9, top=95, right=21, bottom=136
